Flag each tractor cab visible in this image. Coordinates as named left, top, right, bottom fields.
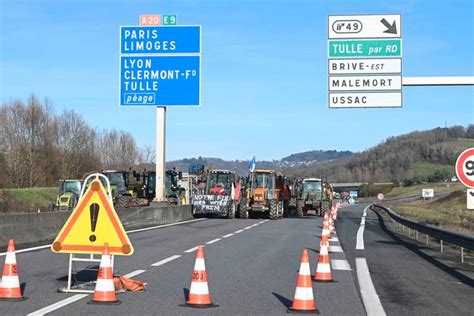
left=165, top=169, right=185, bottom=204
left=207, top=170, right=234, bottom=196
left=55, top=180, right=82, bottom=211
left=250, top=170, right=276, bottom=205
left=302, top=178, right=323, bottom=200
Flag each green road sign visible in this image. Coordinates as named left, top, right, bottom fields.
left=328, top=39, right=401, bottom=58
left=163, top=15, right=176, bottom=25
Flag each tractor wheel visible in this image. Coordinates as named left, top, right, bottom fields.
left=239, top=198, right=249, bottom=219
left=118, top=196, right=129, bottom=209
left=289, top=197, right=296, bottom=208
left=296, top=199, right=304, bottom=217
left=278, top=201, right=284, bottom=219
left=227, top=202, right=236, bottom=219
left=269, top=200, right=278, bottom=220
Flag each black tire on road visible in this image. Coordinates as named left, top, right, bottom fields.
left=227, top=202, right=236, bottom=219
left=239, top=198, right=249, bottom=219
left=118, top=196, right=129, bottom=208
left=296, top=199, right=304, bottom=217
left=269, top=199, right=278, bottom=220
left=278, top=201, right=284, bottom=218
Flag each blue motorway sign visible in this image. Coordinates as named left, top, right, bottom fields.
left=120, top=56, right=199, bottom=106
left=119, top=25, right=201, bottom=107
left=120, top=26, right=200, bottom=54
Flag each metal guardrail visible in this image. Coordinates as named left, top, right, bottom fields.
left=371, top=203, right=474, bottom=262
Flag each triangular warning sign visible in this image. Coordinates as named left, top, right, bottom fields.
left=51, top=178, right=134, bottom=256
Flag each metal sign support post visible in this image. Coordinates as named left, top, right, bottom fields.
left=403, top=76, right=474, bottom=86
left=60, top=253, right=115, bottom=293
left=155, top=106, right=166, bottom=202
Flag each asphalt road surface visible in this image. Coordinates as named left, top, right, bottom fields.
left=2, top=204, right=473, bottom=315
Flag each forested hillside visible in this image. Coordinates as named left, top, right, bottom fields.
left=283, top=126, right=474, bottom=184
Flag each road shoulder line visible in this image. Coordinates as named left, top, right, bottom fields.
left=356, top=258, right=386, bottom=316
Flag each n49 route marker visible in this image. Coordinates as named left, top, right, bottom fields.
left=328, top=14, right=402, bottom=108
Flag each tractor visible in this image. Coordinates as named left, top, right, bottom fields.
left=53, top=179, right=83, bottom=212
left=293, top=178, right=333, bottom=217
left=192, top=169, right=241, bottom=218
left=165, top=169, right=186, bottom=205
left=102, top=170, right=136, bottom=208
left=239, top=169, right=285, bottom=220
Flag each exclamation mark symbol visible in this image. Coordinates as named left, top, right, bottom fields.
left=89, top=203, right=99, bottom=242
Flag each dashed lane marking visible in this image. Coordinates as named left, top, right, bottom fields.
left=27, top=294, right=89, bottom=316
left=206, top=238, right=221, bottom=245
left=356, top=258, right=386, bottom=316
left=329, top=245, right=343, bottom=253
left=184, top=246, right=201, bottom=253
left=125, top=269, right=147, bottom=277
left=251, top=223, right=259, bottom=227
left=222, top=233, right=234, bottom=238
left=1, top=218, right=207, bottom=257
left=234, top=229, right=244, bottom=234
left=332, top=259, right=351, bottom=270
left=244, top=226, right=253, bottom=230
left=151, top=255, right=181, bottom=267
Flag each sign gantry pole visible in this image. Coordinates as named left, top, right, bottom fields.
left=155, top=106, right=166, bottom=202
left=403, top=76, right=474, bottom=86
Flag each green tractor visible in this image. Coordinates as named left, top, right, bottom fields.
left=53, top=180, right=83, bottom=212
left=165, top=169, right=186, bottom=205
left=293, top=178, right=332, bottom=217
left=102, top=170, right=137, bottom=208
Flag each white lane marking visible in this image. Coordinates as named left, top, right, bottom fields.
left=258, top=220, right=266, bottom=224
left=124, top=269, right=147, bottom=277
left=1, top=218, right=207, bottom=257
left=206, top=238, right=221, bottom=245
left=251, top=223, right=259, bottom=227
left=264, top=219, right=269, bottom=222
left=356, top=226, right=365, bottom=250
left=234, top=229, right=244, bottom=234
left=330, top=236, right=339, bottom=242
left=27, top=294, right=89, bottom=315
left=356, top=205, right=370, bottom=250
left=332, top=259, right=351, bottom=270
left=222, top=233, right=234, bottom=238
left=0, top=244, right=50, bottom=257
left=126, top=218, right=206, bottom=234
left=151, top=255, right=181, bottom=267
left=244, top=226, right=253, bottom=230
left=356, top=258, right=386, bottom=316
left=184, top=246, right=200, bottom=253
left=329, top=245, right=343, bottom=253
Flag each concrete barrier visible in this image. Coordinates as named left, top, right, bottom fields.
left=0, top=204, right=193, bottom=250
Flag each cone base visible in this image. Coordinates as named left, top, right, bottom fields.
left=180, top=303, right=219, bottom=308
left=88, top=299, right=121, bottom=305
left=0, top=296, right=28, bottom=301
left=287, top=307, right=319, bottom=314
left=312, top=277, right=336, bottom=283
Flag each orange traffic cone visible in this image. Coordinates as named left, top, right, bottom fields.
left=329, top=216, right=336, bottom=235
left=321, top=216, right=330, bottom=241
left=313, top=238, right=334, bottom=282
left=0, top=239, right=26, bottom=301
left=89, top=243, right=120, bottom=305
left=185, top=245, right=217, bottom=308
left=288, top=249, right=318, bottom=313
